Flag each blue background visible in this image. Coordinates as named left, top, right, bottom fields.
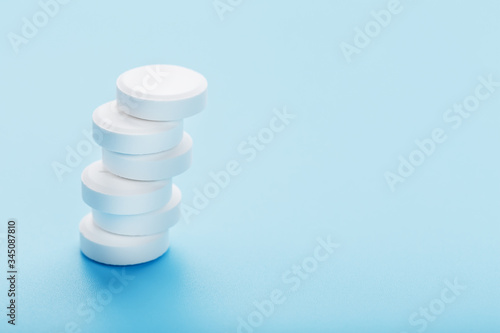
left=1, top=0, right=499, bottom=332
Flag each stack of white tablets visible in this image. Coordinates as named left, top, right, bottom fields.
left=79, top=65, right=207, bottom=265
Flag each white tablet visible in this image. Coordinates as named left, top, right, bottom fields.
left=92, top=184, right=182, bottom=236
left=92, top=100, right=183, bottom=154
left=116, top=64, right=207, bottom=121
left=102, top=132, right=192, bottom=181
left=81, top=160, right=172, bottom=214
left=79, top=213, right=169, bottom=265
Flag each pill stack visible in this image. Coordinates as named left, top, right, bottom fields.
left=79, top=65, right=207, bottom=265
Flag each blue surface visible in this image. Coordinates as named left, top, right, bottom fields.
left=1, top=0, right=499, bottom=332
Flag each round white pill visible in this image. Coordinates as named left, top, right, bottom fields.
left=81, top=161, right=172, bottom=215
left=102, top=132, right=192, bottom=181
left=92, top=100, right=183, bottom=154
left=92, top=184, right=182, bottom=236
left=116, top=65, right=207, bottom=121
left=79, top=213, right=169, bottom=265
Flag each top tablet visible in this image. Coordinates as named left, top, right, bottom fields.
left=116, top=64, right=207, bottom=121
